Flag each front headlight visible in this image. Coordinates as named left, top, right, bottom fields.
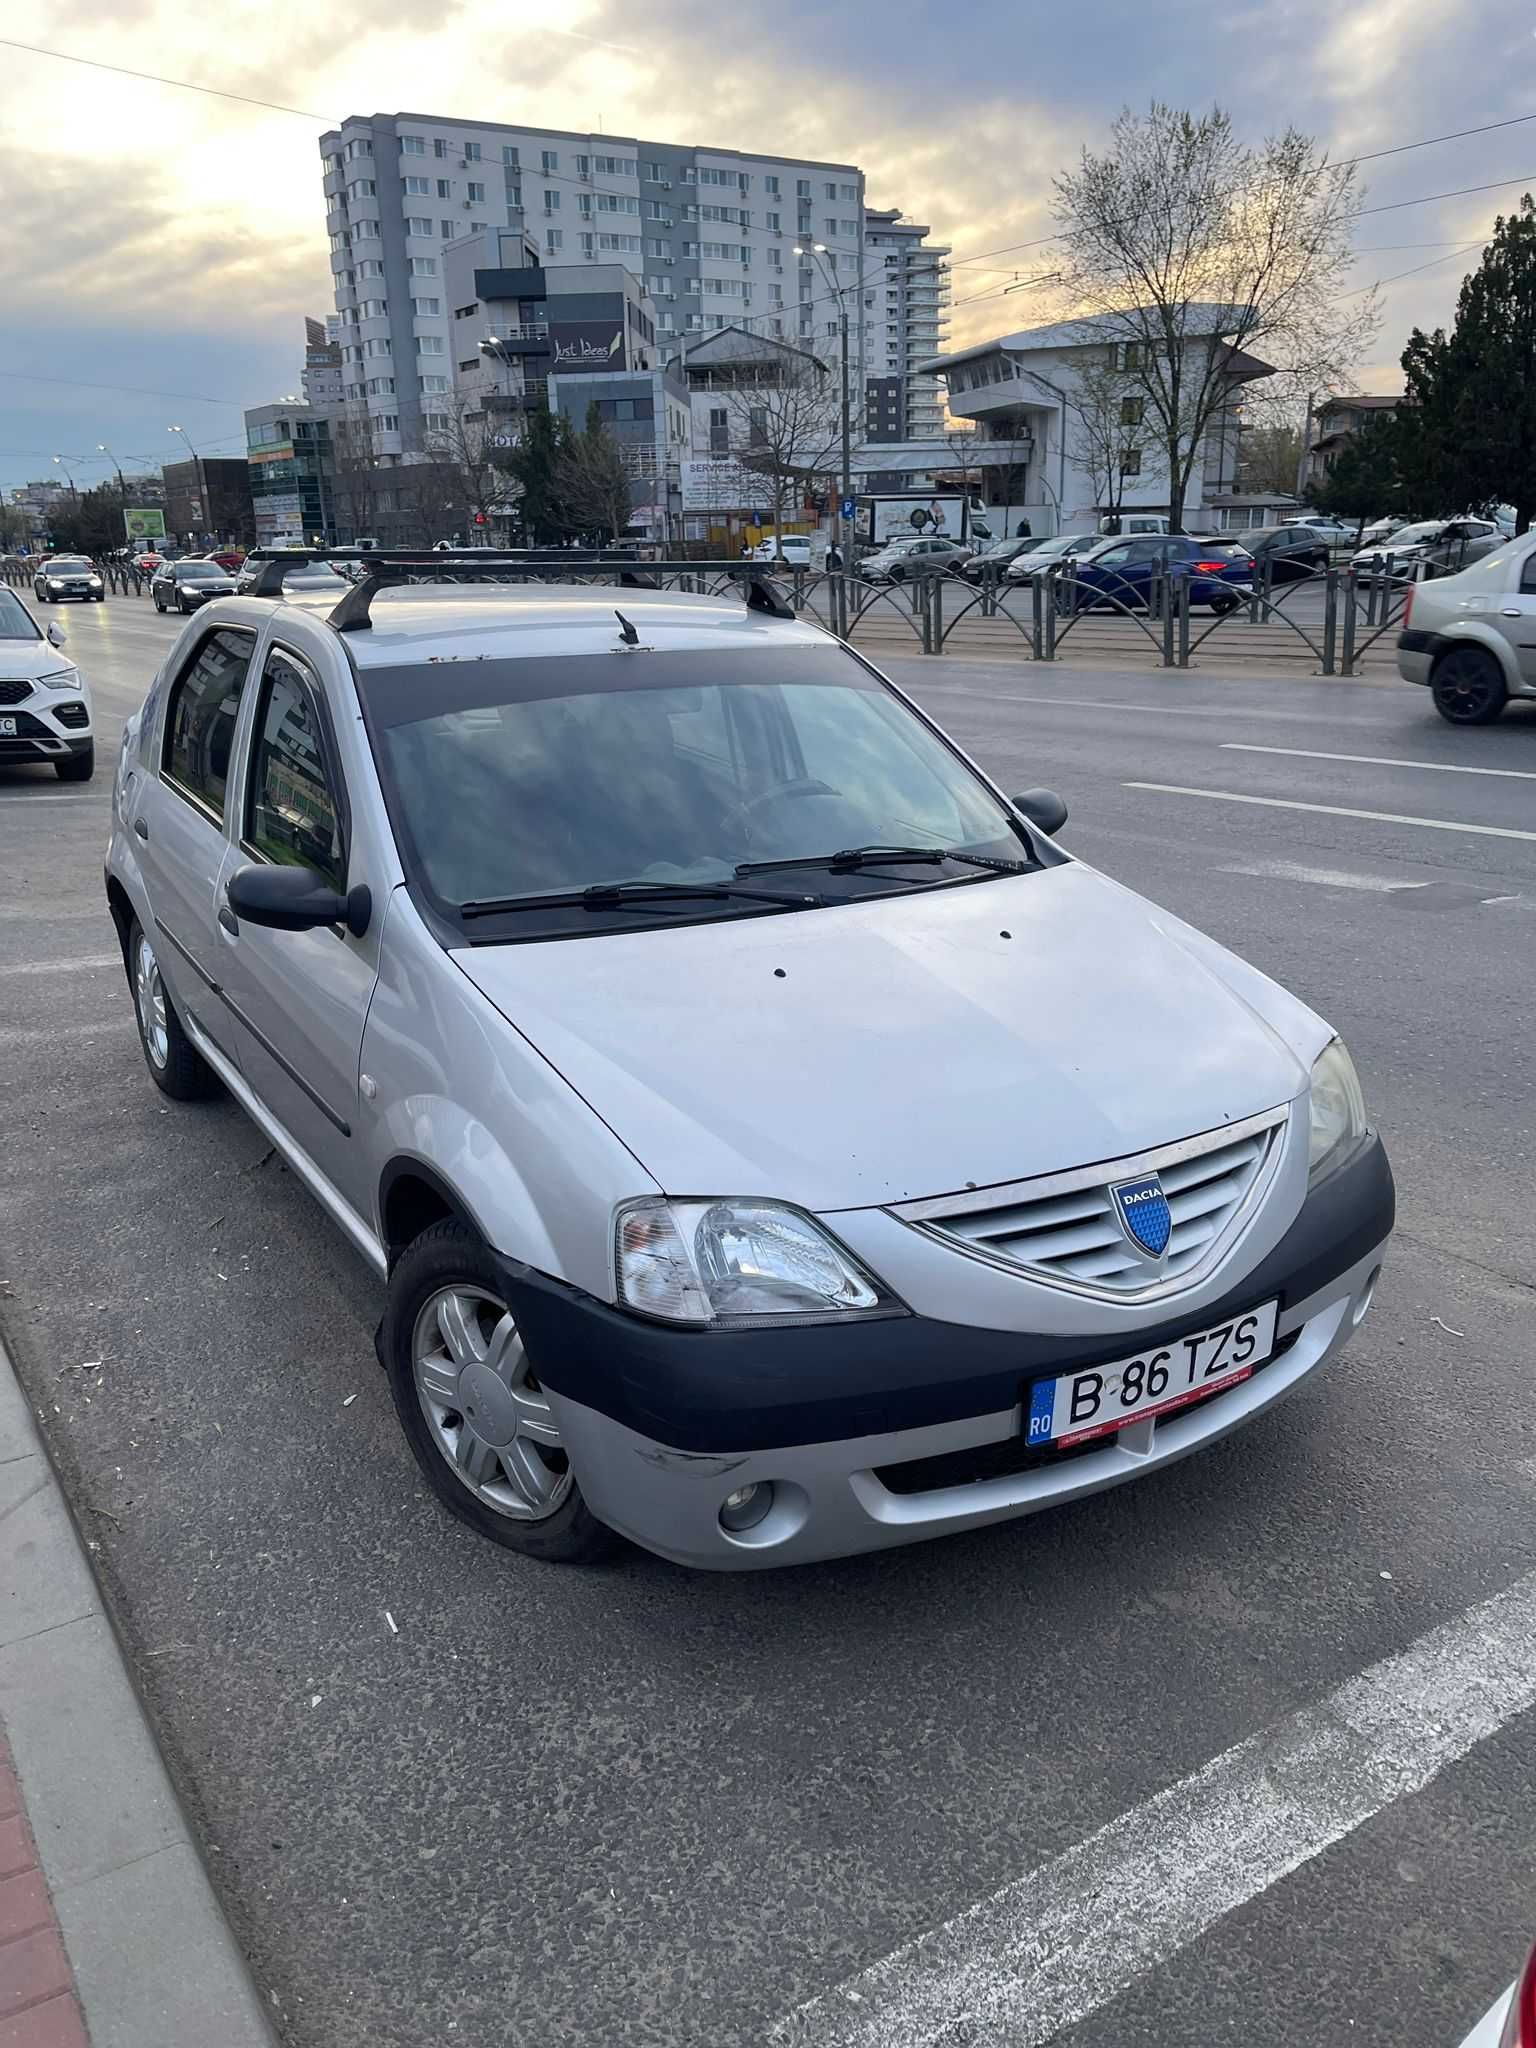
left=616, top=1198, right=890, bottom=1327
left=36, top=667, right=77, bottom=687
left=1308, top=1039, right=1368, bottom=1181
left=87, top=575, right=102, bottom=587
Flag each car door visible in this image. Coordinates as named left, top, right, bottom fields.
left=212, top=640, right=381, bottom=1211
left=1502, top=546, right=1536, bottom=692
left=130, top=623, right=259, bottom=1065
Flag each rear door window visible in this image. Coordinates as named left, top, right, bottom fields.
left=162, top=628, right=257, bottom=819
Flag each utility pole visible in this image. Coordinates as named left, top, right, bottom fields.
left=1296, top=391, right=1315, bottom=502
left=96, top=443, right=126, bottom=494
left=168, top=424, right=207, bottom=542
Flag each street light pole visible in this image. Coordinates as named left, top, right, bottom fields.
left=51, top=455, right=78, bottom=500
left=796, top=242, right=852, bottom=597
left=96, top=443, right=126, bottom=494
left=168, top=424, right=207, bottom=543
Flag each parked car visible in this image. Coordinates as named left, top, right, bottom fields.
left=204, top=548, right=246, bottom=573
left=1353, top=518, right=1503, bottom=579
left=1282, top=515, right=1357, bottom=546
left=105, top=565, right=1392, bottom=1569
left=1002, top=534, right=1101, bottom=581
left=861, top=535, right=973, bottom=582
left=750, top=535, right=812, bottom=565
left=960, top=537, right=1035, bottom=582
left=31, top=555, right=103, bottom=604
left=1230, top=527, right=1329, bottom=581
left=1455, top=1924, right=1530, bottom=2045
left=1355, top=518, right=1405, bottom=550
left=0, top=587, right=94, bottom=780
left=1396, top=527, right=1536, bottom=723
left=234, top=558, right=351, bottom=596
left=1098, top=514, right=1170, bottom=535
left=132, top=551, right=165, bottom=578
left=151, top=560, right=239, bottom=613
left=1062, top=534, right=1254, bottom=614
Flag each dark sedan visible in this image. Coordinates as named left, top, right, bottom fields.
left=151, top=560, right=237, bottom=613
left=1061, top=534, right=1253, bottom=614
left=31, top=556, right=104, bottom=603
left=1231, top=527, right=1328, bottom=581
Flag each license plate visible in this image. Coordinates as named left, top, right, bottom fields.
left=1026, top=1300, right=1280, bottom=1450
left=0, top=717, right=15, bottom=736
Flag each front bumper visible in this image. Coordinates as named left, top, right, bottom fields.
left=0, top=698, right=93, bottom=764
left=506, top=1135, right=1394, bottom=1570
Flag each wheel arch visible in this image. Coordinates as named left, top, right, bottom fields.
left=379, top=1157, right=488, bottom=1271
left=1427, top=625, right=1520, bottom=692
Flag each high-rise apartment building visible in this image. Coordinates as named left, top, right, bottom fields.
left=319, top=112, right=868, bottom=460
left=302, top=315, right=345, bottom=414
left=863, top=207, right=951, bottom=441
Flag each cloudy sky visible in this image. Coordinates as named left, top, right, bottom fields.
left=1, top=0, right=1532, bottom=497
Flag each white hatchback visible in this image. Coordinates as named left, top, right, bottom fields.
left=0, top=587, right=94, bottom=781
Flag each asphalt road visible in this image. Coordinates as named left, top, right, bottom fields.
left=3, top=593, right=1535, bottom=2048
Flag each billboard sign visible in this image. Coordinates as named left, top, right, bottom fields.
left=548, top=322, right=627, bottom=370
left=680, top=457, right=770, bottom=514
left=123, top=506, right=166, bottom=541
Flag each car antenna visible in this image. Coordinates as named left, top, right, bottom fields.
left=615, top=608, right=639, bottom=645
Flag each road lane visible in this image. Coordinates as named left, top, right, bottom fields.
left=1, top=597, right=1532, bottom=2048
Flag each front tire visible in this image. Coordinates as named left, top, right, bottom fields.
left=1210, top=594, right=1239, bottom=615
left=55, top=744, right=93, bottom=783
left=382, top=1222, right=617, bottom=1564
left=126, top=916, right=215, bottom=1099
left=1431, top=647, right=1507, bottom=725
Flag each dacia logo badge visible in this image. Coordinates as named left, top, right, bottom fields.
left=1111, top=1175, right=1172, bottom=1258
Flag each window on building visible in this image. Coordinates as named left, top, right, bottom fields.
left=403, top=176, right=429, bottom=196
left=839, top=219, right=858, bottom=237
left=414, top=296, right=442, bottom=316
left=824, top=218, right=838, bottom=238
left=467, top=181, right=485, bottom=202
left=1116, top=341, right=1144, bottom=371
left=398, top=136, right=424, bottom=157
left=463, top=141, right=482, bottom=162
left=581, top=233, right=595, bottom=257
left=436, top=178, right=451, bottom=198
left=409, top=256, right=437, bottom=276
left=434, top=139, right=449, bottom=159
left=840, top=183, right=858, bottom=202
left=644, top=160, right=666, bottom=181
left=541, top=148, right=558, bottom=173
left=406, top=216, right=432, bottom=236
left=419, top=374, right=450, bottom=393
left=501, top=144, right=520, bottom=167
left=452, top=301, right=478, bottom=319
left=360, top=298, right=387, bottom=318
left=796, top=178, right=810, bottom=197
left=596, top=232, right=640, bottom=252
left=1122, top=449, right=1142, bottom=475
left=543, top=189, right=560, bottom=212
left=440, top=220, right=456, bottom=239
left=376, top=413, right=399, bottom=432
left=424, top=412, right=452, bottom=433
left=458, top=357, right=479, bottom=372
left=765, top=174, right=780, bottom=195
left=1120, top=397, right=1144, bottom=427
left=352, top=220, right=379, bottom=240
left=545, top=228, right=563, bottom=251
left=593, top=154, right=635, bottom=175
left=417, top=335, right=445, bottom=354
left=364, top=336, right=391, bottom=357
left=358, top=258, right=384, bottom=279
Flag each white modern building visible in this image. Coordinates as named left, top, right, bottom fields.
left=863, top=207, right=950, bottom=442
left=917, top=310, right=1273, bottom=533
left=319, top=112, right=870, bottom=462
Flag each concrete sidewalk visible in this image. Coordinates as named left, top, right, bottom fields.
left=0, top=1337, right=276, bottom=2048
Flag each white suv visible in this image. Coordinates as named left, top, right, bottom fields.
left=104, top=553, right=1392, bottom=1569
left=0, top=588, right=94, bottom=780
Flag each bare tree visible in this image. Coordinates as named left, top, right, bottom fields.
left=1063, top=350, right=1160, bottom=526
left=723, top=349, right=840, bottom=538
left=1053, top=103, right=1379, bottom=531
left=557, top=404, right=633, bottom=542
left=424, top=403, right=504, bottom=540
left=1237, top=419, right=1304, bottom=498
left=330, top=409, right=385, bottom=543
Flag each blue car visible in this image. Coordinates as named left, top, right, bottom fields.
left=1064, top=535, right=1254, bottom=614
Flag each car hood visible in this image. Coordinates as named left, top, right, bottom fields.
left=453, top=862, right=1326, bottom=1212
left=0, top=642, right=77, bottom=683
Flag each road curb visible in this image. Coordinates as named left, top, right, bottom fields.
left=0, top=1332, right=279, bottom=2048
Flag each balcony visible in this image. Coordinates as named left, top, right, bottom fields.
left=481, top=323, right=550, bottom=355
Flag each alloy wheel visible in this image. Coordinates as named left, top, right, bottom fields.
left=411, top=1286, right=572, bottom=1522
left=1432, top=649, right=1505, bottom=724
left=133, top=932, right=169, bottom=1069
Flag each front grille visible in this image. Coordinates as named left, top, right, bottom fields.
left=894, top=1108, right=1287, bottom=1302
left=52, top=700, right=88, bottom=729
left=0, top=679, right=33, bottom=706
left=874, top=1332, right=1299, bottom=1495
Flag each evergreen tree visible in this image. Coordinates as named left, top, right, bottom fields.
left=503, top=400, right=574, bottom=543
left=1309, top=415, right=1404, bottom=534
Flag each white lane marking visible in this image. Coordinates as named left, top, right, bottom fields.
left=0, top=793, right=110, bottom=805
left=1222, top=743, right=1536, bottom=780
left=7, top=954, right=119, bottom=976
left=1219, top=860, right=1428, bottom=893
left=1125, top=784, right=1536, bottom=843
left=6, top=1019, right=124, bottom=1047
left=772, top=1570, right=1536, bottom=2048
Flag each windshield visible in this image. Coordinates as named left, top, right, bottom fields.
left=47, top=558, right=90, bottom=572
left=366, top=646, right=1030, bottom=938
left=1034, top=534, right=1094, bottom=557
left=176, top=562, right=227, bottom=580
left=0, top=590, right=41, bottom=640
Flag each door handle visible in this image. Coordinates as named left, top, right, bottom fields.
left=1501, top=607, right=1522, bottom=617
left=133, top=817, right=149, bottom=840
left=217, top=905, right=239, bottom=936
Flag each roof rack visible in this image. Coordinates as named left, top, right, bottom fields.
left=239, top=547, right=796, bottom=632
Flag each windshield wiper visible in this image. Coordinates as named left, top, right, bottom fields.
left=460, top=879, right=822, bottom=920
left=736, top=843, right=1031, bottom=879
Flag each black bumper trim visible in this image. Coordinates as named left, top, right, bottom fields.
left=497, top=1135, right=1394, bottom=1454
left=1397, top=628, right=1448, bottom=660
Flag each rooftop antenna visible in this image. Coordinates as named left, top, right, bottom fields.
left=615, top=608, right=639, bottom=645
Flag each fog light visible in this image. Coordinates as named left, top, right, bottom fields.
left=719, top=1482, right=774, bottom=1533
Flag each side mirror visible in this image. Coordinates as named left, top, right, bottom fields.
left=1012, top=787, right=1069, bottom=837
left=226, top=862, right=371, bottom=938
left=46, top=624, right=65, bottom=648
